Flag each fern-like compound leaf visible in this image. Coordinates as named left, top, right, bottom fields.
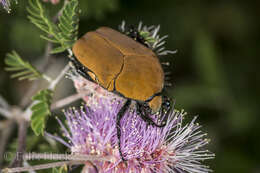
left=31, top=89, right=53, bottom=136
left=27, top=0, right=79, bottom=54
left=5, top=51, right=42, bottom=81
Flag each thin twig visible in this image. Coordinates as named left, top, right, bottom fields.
left=51, top=91, right=90, bottom=110
left=3, top=161, right=85, bottom=173
left=3, top=152, right=111, bottom=173
left=42, top=74, right=53, bottom=83
left=19, top=82, right=41, bottom=108
left=19, top=43, right=54, bottom=108
left=9, top=120, right=29, bottom=168
left=23, top=161, right=36, bottom=173
left=22, top=63, right=71, bottom=121
left=0, top=95, right=9, bottom=109
left=40, top=41, right=53, bottom=72
left=0, top=107, right=12, bottom=119
left=49, top=64, right=70, bottom=90
left=23, top=153, right=112, bottom=162
left=0, top=120, right=16, bottom=168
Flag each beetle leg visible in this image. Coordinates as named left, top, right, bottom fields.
left=136, top=102, right=166, bottom=128
left=160, top=96, right=175, bottom=125
left=116, top=99, right=131, bottom=162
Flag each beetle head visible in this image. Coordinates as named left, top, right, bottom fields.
left=123, top=25, right=149, bottom=47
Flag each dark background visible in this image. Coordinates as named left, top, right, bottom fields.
left=0, top=0, right=259, bottom=172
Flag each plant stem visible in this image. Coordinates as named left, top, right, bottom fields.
left=51, top=91, right=90, bottom=110
left=23, top=63, right=70, bottom=121
left=0, top=120, right=15, bottom=168
left=19, top=43, right=53, bottom=108
left=0, top=107, right=12, bottom=119
left=42, top=74, right=53, bottom=83
left=23, top=161, right=36, bottom=173
left=49, top=64, right=70, bottom=90
left=3, top=153, right=112, bottom=173
left=23, top=153, right=112, bottom=162
left=3, top=161, right=84, bottom=173
left=9, top=120, right=29, bottom=168
left=0, top=95, right=9, bottom=109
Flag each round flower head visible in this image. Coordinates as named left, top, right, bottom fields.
left=55, top=69, right=215, bottom=173
left=55, top=100, right=214, bottom=173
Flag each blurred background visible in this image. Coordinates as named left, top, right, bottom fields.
left=0, top=0, right=259, bottom=172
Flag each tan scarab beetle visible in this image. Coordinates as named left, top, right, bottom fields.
left=72, top=26, right=172, bottom=161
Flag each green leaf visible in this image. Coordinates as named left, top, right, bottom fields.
left=27, top=0, right=59, bottom=36
left=51, top=46, right=67, bottom=54
left=139, top=31, right=156, bottom=44
left=27, top=0, right=79, bottom=54
left=5, top=51, right=42, bottom=81
left=31, top=89, right=53, bottom=136
left=52, top=165, right=68, bottom=173
left=139, top=31, right=150, bottom=38
left=40, top=35, right=60, bottom=43
left=58, top=0, right=79, bottom=47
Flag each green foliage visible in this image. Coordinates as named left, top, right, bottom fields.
left=52, top=165, right=67, bottom=173
left=9, top=19, right=45, bottom=54
left=79, top=0, right=118, bottom=20
left=27, top=0, right=79, bottom=54
left=31, top=89, right=53, bottom=136
left=193, top=32, right=225, bottom=87
left=139, top=31, right=156, bottom=44
left=5, top=51, right=42, bottom=81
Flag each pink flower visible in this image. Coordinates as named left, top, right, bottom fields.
left=56, top=101, right=214, bottom=173
left=51, top=71, right=215, bottom=173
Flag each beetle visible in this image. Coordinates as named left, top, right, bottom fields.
left=72, top=26, right=172, bottom=161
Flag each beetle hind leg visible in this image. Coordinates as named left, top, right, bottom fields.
left=136, top=102, right=166, bottom=128
left=116, top=99, right=131, bottom=161
left=136, top=96, right=173, bottom=128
